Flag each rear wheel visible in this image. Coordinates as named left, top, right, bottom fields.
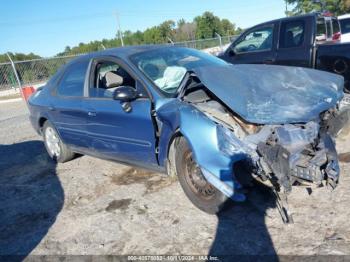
left=174, top=137, right=229, bottom=214
left=43, top=121, right=75, bottom=163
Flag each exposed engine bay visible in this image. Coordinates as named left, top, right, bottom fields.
left=181, top=73, right=350, bottom=223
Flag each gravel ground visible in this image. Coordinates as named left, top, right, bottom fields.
left=0, top=100, right=350, bottom=257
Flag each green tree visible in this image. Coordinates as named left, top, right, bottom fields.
left=159, top=20, right=176, bottom=39
left=194, top=12, right=223, bottom=38
left=2, top=10, right=247, bottom=58
left=143, top=26, right=163, bottom=43
left=0, top=52, right=41, bottom=62
left=177, top=18, right=186, bottom=28
left=221, top=19, right=236, bottom=36
left=52, top=11, right=245, bottom=56
left=64, top=46, right=71, bottom=53
left=285, top=0, right=350, bottom=16
left=235, top=27, right=244, bottom=35
left=176, top=21, right=197, bottom=41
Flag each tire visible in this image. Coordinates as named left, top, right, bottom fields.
left=174, top=137, right=230, bottom=214
left=43, top=121, right=75, bottom=163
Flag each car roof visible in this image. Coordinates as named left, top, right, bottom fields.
left=338, top=14, right=350, bottom=20
left=72, top=44, right=169, bottom=62
left=250, top=13, right=324, bottom=29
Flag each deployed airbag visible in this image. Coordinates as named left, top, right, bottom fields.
left=155, top=66, right=186, bottom=92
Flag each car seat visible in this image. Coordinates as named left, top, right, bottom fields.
left=285, top=31, right=295, bottom=48
left=115, top=67, right=135, bottom=87
left=102, top=71, right=124, bottom=93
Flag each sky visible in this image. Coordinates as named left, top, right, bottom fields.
left=0, top=0, right=286, bottom=57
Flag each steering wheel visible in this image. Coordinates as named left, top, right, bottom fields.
left=247, top=44, right=257, bottom=51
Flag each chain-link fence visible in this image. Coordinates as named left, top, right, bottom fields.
left=14, top=55, right=76, bottom=88
left=0, top=62, right=18, bottom=90
left=0, top=35, right=237, bottom=91
left=0, top=56, right=76, bottom=92
left=174, top=35, right=236, bottom=49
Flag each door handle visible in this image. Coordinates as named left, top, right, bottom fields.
left=48, top=106, right=56, bottom=111
left=87, top=111, right=97, bottom=117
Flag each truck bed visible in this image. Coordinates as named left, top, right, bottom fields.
left=317, top=43, right=350, bottom=92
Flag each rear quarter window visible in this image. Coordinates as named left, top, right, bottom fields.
left=326, top=19, right=332, bottom=39
left=56, top=60, right=89, bottom=97
left=279, top=20, right=305, bottom=48
left=316, top=18, right=327, bottom=42
left=47, top=66, right=65, bottom=87
left=332, top=18, right=340, bottom=33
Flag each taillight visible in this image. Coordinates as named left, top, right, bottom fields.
left=332, top=32, right=341, bottom=41
left=323, top=11, right=333, bottom=17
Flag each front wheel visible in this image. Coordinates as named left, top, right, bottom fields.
left=43, top=121, right=75, bottom=163
left=174, top=137, right=230, bottom=214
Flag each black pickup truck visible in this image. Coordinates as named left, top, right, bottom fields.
left=219, top=13, right=350, bottom=92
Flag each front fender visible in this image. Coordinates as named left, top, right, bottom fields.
left=156, top=99, right=247, bottom=199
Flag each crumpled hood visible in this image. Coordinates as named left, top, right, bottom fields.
left=192, top=64, right=344, bottom=124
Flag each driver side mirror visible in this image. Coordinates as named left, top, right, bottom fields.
left=113, top=86, right=138, bottom=102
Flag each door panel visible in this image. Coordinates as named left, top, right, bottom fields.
left=49, top=59, right=90, bottom=149
left=275, top=18, right=313, bottom=67
left=275, top=47, right=313, bottom=67
left=83, top=98, right=158, bottom=167
left=48, top=98, right=88, bottom=150
left=228, top=50, right=276, bottom=64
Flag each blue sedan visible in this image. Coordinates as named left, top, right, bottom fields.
left=29, top=46, right=349, bottom=221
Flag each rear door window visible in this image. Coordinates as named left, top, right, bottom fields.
left=332, top=18, right=340, bottom=34
left=326, top=19, right=332, bottom=39
left=316, top=18, right=327, bottom=42
left=332, top=18, right=341, bottom=41
left=279, top=20, right=305, bottom=48
left=56, top=60, right=88, bottom=97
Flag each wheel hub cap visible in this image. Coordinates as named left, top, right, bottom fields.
left=185, top=153, right=216, bottom=198
left=45, top=127, right=60, bottom=157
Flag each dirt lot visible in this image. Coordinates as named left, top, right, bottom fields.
left=0, top=100, right=350, bottom=257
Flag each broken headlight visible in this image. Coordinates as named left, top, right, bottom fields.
left=216, top=125, right=246, bottom=156
left=339, top=93, right=350, bottom=111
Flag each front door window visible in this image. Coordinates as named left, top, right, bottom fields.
left=234, top=25, right=274, bottom=53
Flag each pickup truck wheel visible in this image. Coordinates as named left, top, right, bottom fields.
left=175, top=137, right=229, bottom=214
left=43, top=121, right=74, bottom=163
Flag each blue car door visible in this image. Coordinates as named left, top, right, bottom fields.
left=82, top=58, right=158, bottom=168
left=49, top=59, right=89, bottom=150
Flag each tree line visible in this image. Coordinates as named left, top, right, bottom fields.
left=285, top=0, right=350, bottom=16
left=0, top=11, right=241, bottom=89
left=0, top=11, right=241, bottom=62
left=0, top=53, right=41, bottom=63
left=57, top=12, right=242, bottom=56
left=3, top=1, right=350, bottom=62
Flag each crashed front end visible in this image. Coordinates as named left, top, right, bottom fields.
left=193, top=100, right=346, bottom=223
left=257, top=122, right=339, bottom=192
left=175, top=64, right=350, bottom=223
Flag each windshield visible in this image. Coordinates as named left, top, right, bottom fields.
left=340, top=18, right=350, bottom=34
left=130, top=47, right=227, bottom=95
